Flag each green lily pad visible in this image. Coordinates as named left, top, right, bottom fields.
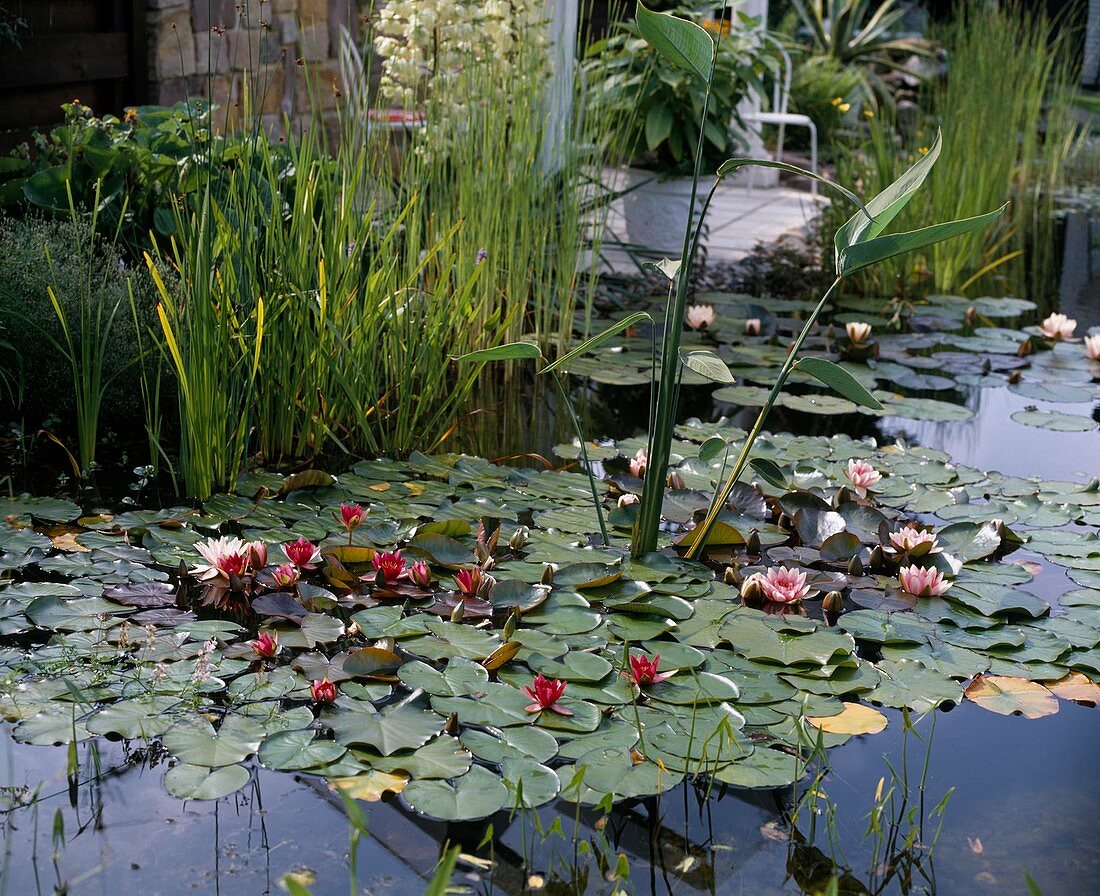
left=403, top=765, right=509, bottom=820
left=163, top=763, right=250, bottom=800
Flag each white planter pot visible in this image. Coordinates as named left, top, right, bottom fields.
left=611, top=168, right=707, bottom=258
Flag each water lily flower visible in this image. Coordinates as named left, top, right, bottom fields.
left=629, top=448, right=647, bottom=478
left=372, top=549, right=407, bottom=585
left=617, top=493, right=640, bottom=508
left=846, top=459, right=882, bottom=497
left=246, top=540, right=267, bottom=570
left=685, top=304, right=715, bottom=330
left=1038, top=312, right=1076, bottom=341
left=846, top=321, right=872, bottom=344
left=744, top=318, right=762, bottom=336
left=189, top=536, right=251, bottom=582
left=523, top=673, right=572, bottom=715
left=898, top=564, right=951, bottom=597
left=339, top=502, right=366, bottom=533
left=625, top=653, right=672, bottom=686
left=761, top=566, right=811, bottom=604
left=889, top=525, right=940, bottom=558
left=249, top=631, right=278, bottom=658
left=453, top=566, right=485, bottom=596
left=1085, top=334, right=1100, bottom=361
left=284, top=536, right=322, bottom=569
left=310, top=678, right=337, bottom=703
left=408, top=560, right=432, bottom=588
left=272, top=563, right=300, bottom=588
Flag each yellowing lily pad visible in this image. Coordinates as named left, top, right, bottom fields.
left=964, top=675, right=1059, bottom=718
left=807, top=703, right=888, bottom=735
left=1043, top=671, right=1100, bottom=706
left=329, top=769, right=410, bottom=801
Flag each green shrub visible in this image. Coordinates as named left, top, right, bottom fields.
left=0, top=215, right=158, bottom=422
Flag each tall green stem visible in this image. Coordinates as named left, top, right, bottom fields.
left=632, top=47, right=719, bottom=558
left=685, top=276, right=844, bottom=558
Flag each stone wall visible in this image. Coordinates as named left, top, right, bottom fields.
left=146, top=0, right=361, bottom=136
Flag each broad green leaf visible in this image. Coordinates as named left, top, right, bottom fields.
left=543, top=312, right=651, bottom=374
left=163, top=763, right=250, bottom=801
left=636, top=2, right=715, bottom=83
left=834, top=129, right=943, bottom=257
left=796, top=358, right=883, bottom=409
left=645, top=104, right=674, bottom=150
left=748, top=457, right=788, bottom=489
left=680, top=349, right=734, bottom=384
left=698, top=435, right=726, bottom=463
left=837, top=205, right=1006, bottom=276
left=453, top=342, right=542, bottom=363
left=403, top=765, right=509, bottom=821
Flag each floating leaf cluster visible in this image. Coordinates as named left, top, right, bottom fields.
left=2, top=418, right=1098, bottom=816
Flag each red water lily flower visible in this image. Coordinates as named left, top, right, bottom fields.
left=339, top=502, right=365, bottom=532
left=272, top=563, right=300, bottom=588
left=523, top=674, right=572, bottom=716
left=284, top=537, right=322, bottom=569
left=372, top=549, right=406, bottom=585
left=408, top=560, right=432, bottom=588
left=249, top=631, right=278, bottom=658
left=625, top=653, right=672, bottom=686
left=310, top=678, right=337, bottom=703
left=453, top=566, right=485, bottom=596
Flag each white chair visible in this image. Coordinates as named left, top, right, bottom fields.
left=741, top=35, right=818, bottom=196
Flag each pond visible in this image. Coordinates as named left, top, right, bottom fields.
left=1, top=285, right=1098, bottom=896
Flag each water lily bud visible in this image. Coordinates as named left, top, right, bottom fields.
left=503, top=609, right=519, bottom=639
left=777, top=513, right=793, bottom=532
left=228, top=571, right=245, bottom=593
left=847, top=555, right=864, bottom=577
left=450, top=600, right=465, bottom=622
left=481, top=555, right=496, bottom=572
left=723, top=565, right=740, bottom=585
left=746, top=529, right=761, bottom=555
left=822, top=590, right=844, bottom=615
left=509, top=526, right=530, bottom=551
left=477, top=574, right=496, bottom=598
left=1007, top=369, right=1022, bottom=385
left=965, top=306, right=977, bottom=326
left=868, top=545, right=886, bottom=569
left=666, top=471, right=685, bottom=490
left=443, top=712, right=459, bottom=736
left=346, top=621, right=360, bottom=637
left=1084, top=477, right=1100, bottom=493
left=833, top=486, right=853, bottom=507
left=992, top=519, right=1007, bottom=539
left=541, top=563, right=555, bottom=586
left=474, top=540, right=490, bottom=564
left=981, top=358, right=991, bottom=375
left=740, top=573, right=765, bottom=604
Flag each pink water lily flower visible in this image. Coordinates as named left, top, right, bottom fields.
left=271, top=563, right=300, bottom=588
left=1085, top=334, right=1100, bottom=361
left=889, top=525, right=940, bottom=558
left=629, top=448, right=647, bottom=478
left=408, top=560, right=432, bottom=588
left=249, top=631, right=278, bottom=658
left=1038, top=312, right=1076, bottom=341
left=453, top=566, right=486, bottom=596
left=846, top=321, right=872, bottom=344
left=284, top=537, right=322, bottom=569
left=685, top=304, right=715, bottom=330
left=339, top=502, right=365, bottom=532
left=310, top=678, right=337, bottom=703
left=372, top=549, right=406, bottom=585
left=246, top=540, right=267, bottom=570
left=761, top=566, right=811, bottom=604
left=898, top=564, right=951, bottom=597
left=189, top=536, right=252, bottom=582
left=625, top=653, right=672, bottom=686
left=846, top=459, right=882, bottom=497
left=744, top=317, right=762, bottom=336
left=524, top=674, right=572, bottom=715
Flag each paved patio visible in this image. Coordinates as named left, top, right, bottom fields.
left=598, top=172, right=827, bottom=272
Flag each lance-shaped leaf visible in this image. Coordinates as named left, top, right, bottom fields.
left=636, top=2, right=715, bottom=83
left=748, top=457, right=788, bottom=490
left=834, top=129, right=943, bottom=260
left=796, top=358, right=883, bottom=409
left=680, top=349, right=734, bottom=384
left=698, top=436, right=726, bottom=463
left=543, top=312, right=651, bottom=374
left=837, top=205, right=1007, bottom=277
left=453, top=342, right=542, bottom=363
left=717, top=158, right=866, bottom=213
